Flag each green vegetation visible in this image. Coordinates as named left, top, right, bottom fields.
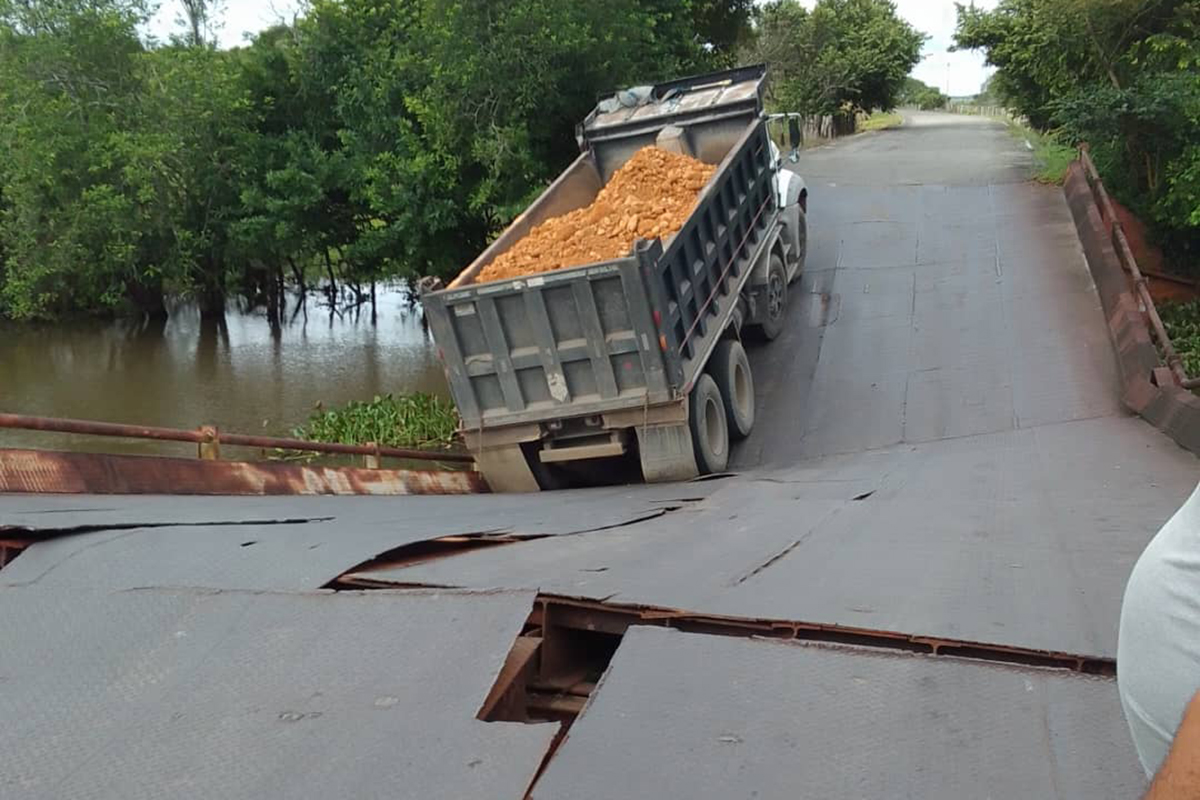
left=954, top=0, right=1200, bottom=273
left=0, top=0, right=752, bottom=321
left=1007, top=124, right=1077, bottom=185
left=749, top=0, right=926, bottom=117
left=860, top=111, right=904, bottom=131
left=0, top=0, right=929, bottom=323
left=1160, top=300, right=1200, bottom=376
left=294, top=394, right=460, bottom=451
left=899, top=77, right=949, bottom=110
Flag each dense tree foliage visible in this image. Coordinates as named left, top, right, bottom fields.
left=0, top=0, right=928, bottom=321
left=955, top=0, right=1199, bottom=269
left=899, top=77, right=949, bottom=110
left=749, top=0, right=925, bottom=116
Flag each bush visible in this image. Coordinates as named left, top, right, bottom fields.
left=293, top=393, right=460, bottom=451
left=1010, top=125, right=1075, bottom=185
left=897, top=77, right=946, bottom=110
left=1160, top=300, right=1200, bottom=378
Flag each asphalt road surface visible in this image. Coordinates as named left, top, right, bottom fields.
left=738, top=111, right=1118, bottom=467
left=4, top=112, right=1197, bottom=799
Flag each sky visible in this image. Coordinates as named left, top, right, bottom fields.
left=149, top=0, right=997, bottom=97
left=147, top=0, right=304, bottom=47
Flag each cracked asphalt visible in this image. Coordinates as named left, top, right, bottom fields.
left=4, top=112, right=1197, bottom=799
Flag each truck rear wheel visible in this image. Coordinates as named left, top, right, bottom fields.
left=751, top=254, right=788, bottom=341
left=709, top=339, right=754, bottom=440
left=689, top=373, right=729, bottom=474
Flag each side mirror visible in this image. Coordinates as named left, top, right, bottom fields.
left=788, top=117, right=802, bottom=150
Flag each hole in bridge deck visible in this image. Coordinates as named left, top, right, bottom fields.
left=0, top=539, right=31, bottom=571
left=477, top=611, right=621, bottom=727
left=475, top=600, right=628, bottom=798
left=322, top=533, right=531, bottom=589
left=345, top=590, right=1117, bottom=797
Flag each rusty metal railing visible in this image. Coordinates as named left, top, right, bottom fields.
left=1078, top=145, right=1199, bottom=390
left=0, top=412, right=475, bottom=464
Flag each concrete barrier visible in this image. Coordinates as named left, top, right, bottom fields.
left=1063, top=161, right=1200, bottom=454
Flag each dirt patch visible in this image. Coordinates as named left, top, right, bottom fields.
left=1111, top=195, right=1199, bottom=303
left=477, top=146, right=716, bottom=283
left=1146, top=275, right=1199, bottom=305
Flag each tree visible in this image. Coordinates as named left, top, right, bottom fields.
left=0, top=0, right=754, bottom=321
left=689, top=0, right=757, bottom=62
left=749, top=0, right=926, bottom=116
left=0, top=0, right=161, bottom=319
left=269, top=0, right=733, bottom=285
left=176, top=0, right=225, bottom=47
left=899, top=76, right=949, bottom=109
left=954, top=0, right=1200, bottom=268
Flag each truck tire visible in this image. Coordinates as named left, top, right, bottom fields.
left=792, top=208, right=807, bottom=280
left=709, top=339, right=754, bottom=440
left=751, top=254, right=788, bottom=341
left=689, top=373, right=729, bottom=474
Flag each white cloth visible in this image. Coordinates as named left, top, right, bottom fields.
left=1119, top=480, right=1200, bottom=776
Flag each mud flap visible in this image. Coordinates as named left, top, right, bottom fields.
left=475, top=444, right=541, bottom=493
left=636, top=423, right=700, bottom=483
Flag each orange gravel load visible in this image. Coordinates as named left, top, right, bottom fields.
left=476, top=146, right=716, bottom=283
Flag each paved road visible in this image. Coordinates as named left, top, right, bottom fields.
left=739, top=111, right=1118, bottom=467
left=360, top=113, right=1196, bottom=657
left=4, top=112, right=1197, bottom=798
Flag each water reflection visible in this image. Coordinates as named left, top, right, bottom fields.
left=0, top=283, right=447, bottom=454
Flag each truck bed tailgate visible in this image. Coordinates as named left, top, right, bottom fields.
left=424, top=253, right=673, bottom=429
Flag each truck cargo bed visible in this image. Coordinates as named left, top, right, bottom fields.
left=424, top=65, right=776, bottom=434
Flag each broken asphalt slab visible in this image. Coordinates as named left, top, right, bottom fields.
left=532, top=627, right=1143, bottom=799
left=351, top=415, right=1196, bottom=659
left=0, top=480, right=711, bottom=534
left=0, top=586, right=553, bottom=800
left=0, top=483, right=709, bottom=592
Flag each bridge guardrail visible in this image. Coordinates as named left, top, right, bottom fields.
left=0, top=412, right=475, bottom=464
left=1077, top=145, right=1197, bottom=390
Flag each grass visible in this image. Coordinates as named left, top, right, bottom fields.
left=1159, top=300, right=1200, bottom=377
left=292, top=393, right=460, bottom=451
left=860, top=111, right=904, bottom=132
left=1006, top=121, right=1076, bottom=185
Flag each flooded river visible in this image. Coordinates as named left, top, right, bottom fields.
left=0, top=284, right=447, bottom=456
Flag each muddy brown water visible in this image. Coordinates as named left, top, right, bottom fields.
left=0, top=284, right=448, bottom=458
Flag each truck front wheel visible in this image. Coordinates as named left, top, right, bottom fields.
left=751, top=254, right=788, bottom=341
left=689, top=373, right=729, bottom=474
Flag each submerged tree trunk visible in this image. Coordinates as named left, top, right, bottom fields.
left=266, top=262, right=281, bottom=335
left=276, top=262, right=287, bottom=320
left=127, top=280, right=168, bottom=321
left=199, top=258, right=226, bottom=322
left=200, top=288, right=226, bottom=321
left=288, top=256, right=307, bottom=296
left=323, top=250, right=338, bottom=304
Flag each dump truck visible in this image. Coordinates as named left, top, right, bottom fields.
left=423, top=65, right=807, bottom=491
